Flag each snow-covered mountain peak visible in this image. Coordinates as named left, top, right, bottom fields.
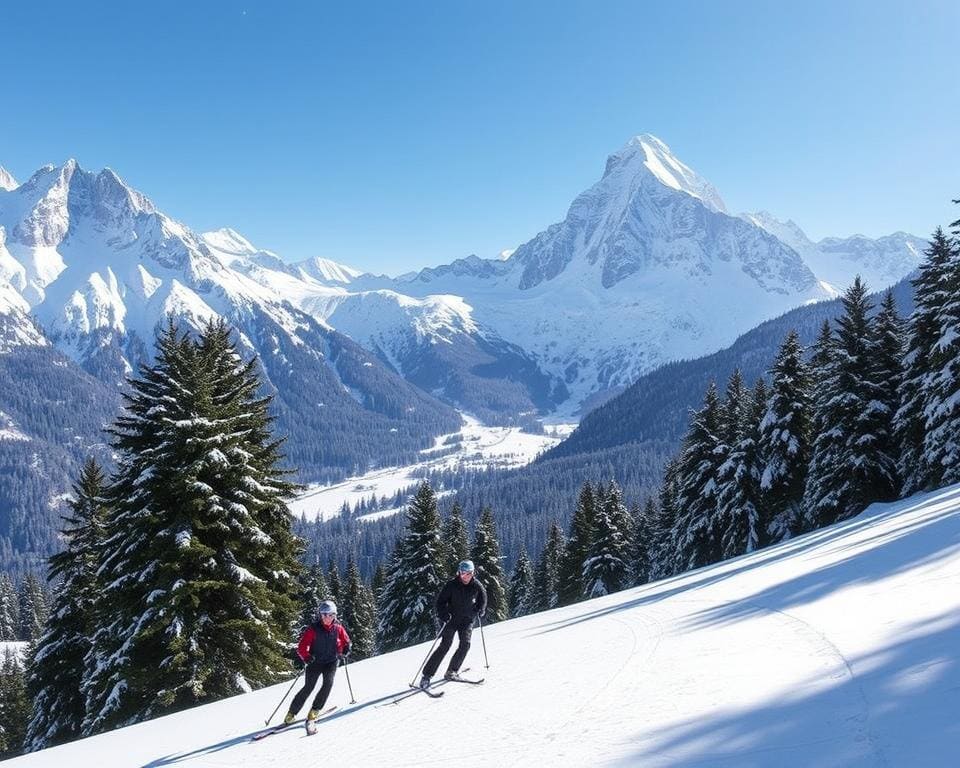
left=0, top=166, right=18, bottom=191
left=294, top=256, right=364, bottom=285
left=604, top=133, right=728, bottom=214
left=743, top=210, right=925, bottom=294
left=202, top=227, right=259, bottom=256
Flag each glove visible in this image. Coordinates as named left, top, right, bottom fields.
left=478, top=611, right=486, bottom=619
left=343, top=642, right=352, bottom=656
left=438, top=612, right=451, bottom=623
left=302, top=653, right=315, bottom=665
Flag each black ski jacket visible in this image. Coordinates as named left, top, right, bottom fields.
left=435, top=576, right=487, bottom=625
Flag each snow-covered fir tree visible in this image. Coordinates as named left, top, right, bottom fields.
left=471, top=508, right=507, bottom=622
left=371, top=563, right=387, bottom=600
left=895, top=229, right=955, bottom=494
left=873, top=289, right=905, bottom=475
left=631, top=499, right=655, bottom=585
left=803, top=278, right=898, bottom=528
left=507, top=546, right=535, bottom=618
left=440, top=501, right=471, bottom=576
left=923, top=219, right=960, bottom=486
left=81, top=320, right=303, bottom=735
left=0, top=576, right=18, bottom=642
left=582, top=482, right=631, bottom=597
left=0, top=648, right=28, bottom=758
left=339, top=556, right=376, bottom=661
left=758, top=330, right=812, bottom=543
left=716, top=379, right=767, bottom=558
left=17, top=575, right=48, bottom=643
left=720, top=368, right=748, bottom=449
left=670, top=382, right=724, bottom=573
left=376, top=482, right=445, bottom=652
left=653, top=459, right=680, bottom=579
left=24, top=459, right=108, bottom=752
left=298, top=558, right=330, bottom=634
left=530, top=522, right=565, bottom=612
left=327, top=561, right=342, bottom=606
left=557, top=483, right=595, bottom=606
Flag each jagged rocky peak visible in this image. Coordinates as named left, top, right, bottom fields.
left=5, top=160, right=157, bottom=247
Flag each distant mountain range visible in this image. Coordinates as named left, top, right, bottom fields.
left=0, top=136, right=927, bottom=569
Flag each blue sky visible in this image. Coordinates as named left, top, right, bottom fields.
left=3, top=1, right=957, bottom=274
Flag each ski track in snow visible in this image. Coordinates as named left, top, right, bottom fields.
left=9, top=486, right=960, bottom=767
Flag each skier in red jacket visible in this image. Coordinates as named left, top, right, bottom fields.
left=285, top=600, right=351, bottom=724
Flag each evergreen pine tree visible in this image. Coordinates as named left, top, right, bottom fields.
left=0, top=648, right=28, bottom=758
left=507, top=546, right=534, bottom=618
left=81, top=320, right=303, bottom=735
left=803, top=278, right=898, bottom=528
left=24, top=459, right=108, bottom=751
left=670, top=383, right=724, bottom=572
left=758, top=330, right=812, bottom=543
left=17, top=575, right=47, bottom=643
left=441, top=501, right=471, bottom=576
left=895, top=229, right=955, bottom=494
left=583, top=481, right=630, bottom=597
left=0, top=576, right=19, bottom=643
left=716, top=379, right=767, bottom=558
left=631, top=499, right=655, bottom=585
left=339, top=556, right=376, bottom=660
left=470, top=508, right=507, bottom=623
left=924, top=218, right=960, bottom=486
left=874, top=289, right=905, bottom=480
left=298, top=558, right=329, bottom=633
left=371, top=563, right=387, bottom=601
left=556, top=483, right=595, bottom=606
left=720, top=369, right=748, bottom=447
left=376, top=482, right=445, bottom=652
left=653, top=458, right=680, bottom=579
left=530, top=523, right=565, bottom=613
left=582, top=482, right=631, bottom=597
left=327, top=561, right=342, bottom=606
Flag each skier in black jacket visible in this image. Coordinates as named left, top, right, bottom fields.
left=420, top=560, right=487, bottom=688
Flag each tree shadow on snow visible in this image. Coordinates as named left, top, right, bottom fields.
left=139, top=687, right=418, bottom=767
left=612, top=611, right=960, bottom=767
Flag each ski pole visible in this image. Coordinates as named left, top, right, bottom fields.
left=265, top=667, right=304, bottom=725
left=341, top=655, right=357, bottom=704
left=478, top=613, right=489, bottom=669
left=409, top=619, right=448, bottom=687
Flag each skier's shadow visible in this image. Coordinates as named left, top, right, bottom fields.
left=139, top=688, right=416, bottom=767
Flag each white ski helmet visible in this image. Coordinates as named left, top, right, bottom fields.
left=318, top=600, right=337, bottom=616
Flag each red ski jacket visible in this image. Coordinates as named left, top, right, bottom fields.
left=298, top=620, right=350, bottom=665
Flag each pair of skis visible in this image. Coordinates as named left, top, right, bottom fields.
left=390, top=668, right=485, bottom=704
left=251, top=705, right=337, bottom=741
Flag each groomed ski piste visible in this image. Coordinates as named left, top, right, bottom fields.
left=9, top=485, right=960, bottom=767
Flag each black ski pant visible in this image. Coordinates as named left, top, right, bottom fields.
left=290, top=660, right=338, bottom=714
left=423, top=619, right=473, bottom=678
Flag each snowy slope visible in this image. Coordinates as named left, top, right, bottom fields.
left=12, top=484, right=960, bottom=766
